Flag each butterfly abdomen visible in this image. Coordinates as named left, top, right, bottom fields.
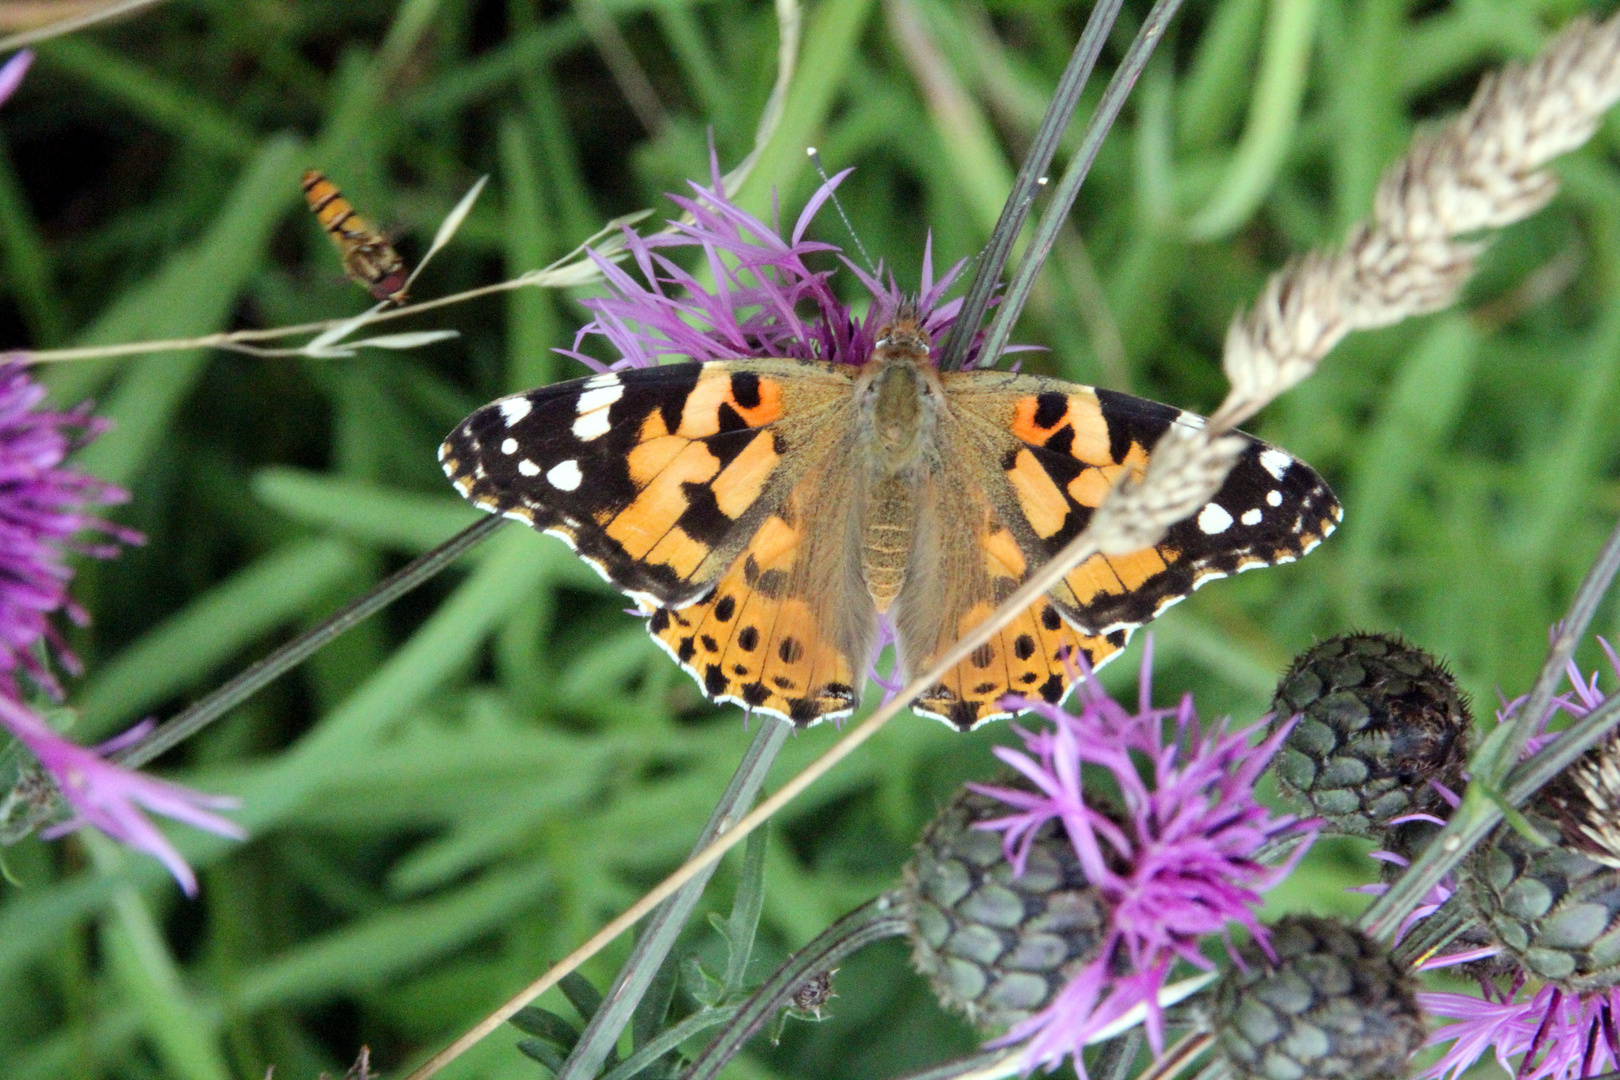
left=862, top=475, right=915, bottom=611
left=855, top=328, right=944, bottom=612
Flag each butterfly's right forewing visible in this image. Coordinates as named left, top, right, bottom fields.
left=440, top=359, right=851, bottom=608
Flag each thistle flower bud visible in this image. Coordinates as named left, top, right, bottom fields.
left=1211, top=914, right=1424, bottom=1080
left=1467, top=731, right=1620, bottom=990
left=1271, top=633, right=1471, bottom=836
left=901, top=784, right=1107, bottom=1029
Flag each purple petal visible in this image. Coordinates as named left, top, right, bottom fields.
left=0, top=696, right=244, bottom=895
left=0, top=51, right=33, bottom=109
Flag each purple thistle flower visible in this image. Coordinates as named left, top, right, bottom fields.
left=0, top=697, right=243, bottom=895
left=0, top=363, right=141, bottom=697
left=0, top=363, right=239, bottom=893
left=559, top=156, right=974, bottom=373
left=971, top=640, right=1311, bottom=1072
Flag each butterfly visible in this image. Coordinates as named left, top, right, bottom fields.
left=440, top=305, right=1340, bottom=730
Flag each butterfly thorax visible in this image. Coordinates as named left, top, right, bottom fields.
left=855, top=314, right=942, bottom=611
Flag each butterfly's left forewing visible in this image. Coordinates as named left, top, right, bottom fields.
left=945, top=370, right=1342, bottom=635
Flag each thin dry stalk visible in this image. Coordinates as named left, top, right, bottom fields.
left=0, top=0, right=164, bottom=49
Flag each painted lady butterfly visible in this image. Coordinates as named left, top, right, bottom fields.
left=441, top=306, right=1340, bottom=730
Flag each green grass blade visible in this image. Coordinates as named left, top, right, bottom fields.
left=0, top=135, right=65, bottom=346
left=43, top=134, right=303, bottom=444
left=88, top=836, right=233, bottom=1080
left=37, top=36, right=255, bottom=159
left=253, top=468, right=482, bottom=552
left=1184, top=0, right=1320, bottom=239
left=73, top=538, right=366, bottom=739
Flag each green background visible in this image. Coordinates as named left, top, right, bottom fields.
left=0, top=0, right=1616, bottom=1076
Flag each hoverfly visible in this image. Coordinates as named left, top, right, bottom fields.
left=301, top=170, right=409, bottom=305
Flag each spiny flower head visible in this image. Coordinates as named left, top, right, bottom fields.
left=971, top=641, right=1311, bottom=1071
left=560, top=158, right=972, bottom=372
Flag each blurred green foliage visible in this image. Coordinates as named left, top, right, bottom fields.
left=0, top=0, right=1617, bottom=1077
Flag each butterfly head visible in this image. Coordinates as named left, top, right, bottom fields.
left=871, top=299, right=933, bottom=365
left=861, top=299, right=942, bottom=469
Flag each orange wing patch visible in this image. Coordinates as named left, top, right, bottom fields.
left=1059, top=548, right=1173, bottom=609
left=911, top=515, right=1128, bottom=731
left=1010, top=389, right=1111, bottom=461
left=440, top=360, right=846, bottom=612
left=645, top=504, right=860, bottom=726
left=916, top=596, right=1126, bottom=731
left=980, top=380, right=1341, bottom=637
left=607, top=440, right=724, bottom=559
left=678, top=366, right=786, bottom=435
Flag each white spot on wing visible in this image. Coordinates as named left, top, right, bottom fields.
left=1241, top=508, right=1262, bottom=526
left=1259, top=448, right=1292, bottom=481
left=1267, top=490, right=1283, bottom=507
left=1197, top=503, right=1234, bottom=534
left=572, top=408, right=613, bottom=441
left=577, top=383, right=623, bottom=413
left=572, top=381, right=624, bottom=440
left=546, top=459, right=583, bottom=490
left=518, top=459, right=540, bottom=476
left=500, top=397, right=532, bottom=425
left=501, top=437, right=518, bottom=454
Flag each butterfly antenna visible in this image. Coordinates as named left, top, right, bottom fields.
left=807, top=147, right=876, bottom=275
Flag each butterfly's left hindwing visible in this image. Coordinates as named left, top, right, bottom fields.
left=438, top=360, right=851, bottom=608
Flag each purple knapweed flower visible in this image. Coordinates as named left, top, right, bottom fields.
left=1, top=698, right=242, bottom=895
left=0, top=363, right=243, bottom=893
left=560, top=156, right=974, bottom=374
left=0, top=363, right=141, bottom=696
left=1421, top=984, right=1620, bottom=1080
left=971, top=640, right=1312, bottom=1073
